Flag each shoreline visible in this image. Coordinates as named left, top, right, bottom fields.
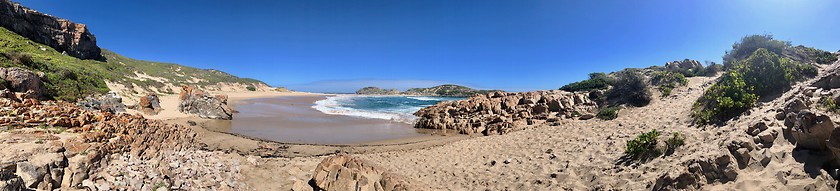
left=138, top=90, right=465, bottom=153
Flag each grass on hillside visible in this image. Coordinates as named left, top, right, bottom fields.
left=0, top=27, right=265, bottom=101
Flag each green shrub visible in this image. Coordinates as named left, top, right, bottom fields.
left=607, top=70, right=651, bottom=107
left=819, top=96, right=840, bottom=113
left=692, top=48, right=817, bottom=125
left=596, top=106, right=620, bottom=120
left=560, top=72, right=611, bottom=92
left=651, top=71, right=687, bottom=96
left=625, top=129, right=660, bottom=157
left=246, top=86, right=256, bottom=91
left=703, top=63, right=723, bottom=76
left=723, top=34, right=791, bottom=68
left=666, top=132, right=685, bottom=150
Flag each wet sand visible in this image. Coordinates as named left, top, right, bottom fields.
left=205, top=95, right=435, bottom=145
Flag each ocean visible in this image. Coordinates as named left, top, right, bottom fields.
left=312, top=95, right=463, bottom=123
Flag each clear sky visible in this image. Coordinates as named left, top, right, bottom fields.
left=16, top=0, right=840, bottom=92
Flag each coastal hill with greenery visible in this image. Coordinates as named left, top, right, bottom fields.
left=0, top=26, right=271, bottom=101
left=356, top=84, right=498, bottom=97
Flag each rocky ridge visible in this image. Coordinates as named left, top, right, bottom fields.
left=0, top=0, right=101, bottom=60
left=414, top=90, right=597, bottom=135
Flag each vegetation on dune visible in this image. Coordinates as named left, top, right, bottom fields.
left=650, top=71, right=687, bottom=96
left=666, top=132, right=685, bottom=152
left=596, top=106, right=620, bottom=120
left=560, top=72, right=611, bottom=92
left=692, top=48, right=817, bottom=125
left=723, top=34, right=791, bottom=68
left=818, top=96, right=840, bottom=114
left=0, top=27, right=267, bottom=101
left=606, top=69, right=652, bottom=107
left=723, top=34, right=837, bottom=68
left=625, top=129, right=660, bottom=158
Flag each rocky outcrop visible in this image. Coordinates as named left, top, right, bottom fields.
left=665, top=59, right=703, bottom=72
left=76, top=92, right=126, bottom=113
left=178, top=85, right=233, bottom=120
left=311, top=154, right=422, bottom=191
left=0, top=0, right=102, bottom=60
left=0, top=95, right=203, bottom=190
left=0, top=67, right=46, bottom=99
left=355, top=87, right=400, bottom=95
left=137, top=93, right=161, bottom=115
left=654, top=154, right=738, bottom=190
left=414, top=90, right=597, bottom=135
left=790, top=110, right=835, bottom=150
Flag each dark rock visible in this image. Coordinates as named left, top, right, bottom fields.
left=0, top=67, right=46, bottom=99
left=178, top=86, right=233, bottom=120
left=76, top=92, right=126, bottom=113
left=0, top=0, right=102, bottom=60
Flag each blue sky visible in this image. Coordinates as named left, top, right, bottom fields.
left=16, top=0, right=840, bottom=92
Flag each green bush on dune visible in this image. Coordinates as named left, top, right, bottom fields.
left=650, top=71, right=687, bottom=96
left=559, top=72, right=612, bottom=92
left=596, top=106, right=621, bottom=120
left=723, top=34, right=791, bottom=68
left=607, top=70, right=652, bottom=107
left=692, top=48, right=817, bottom=125
left=625, top=129, right=660, bottom=157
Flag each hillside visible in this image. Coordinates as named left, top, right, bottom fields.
left=0, top=25, right=271, bottom=102
left=356, top=84, right=498, bottom=97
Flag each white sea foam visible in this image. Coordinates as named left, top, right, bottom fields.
left=312, top=95, right=420, bottom=124
left=406, top=96, right=444, bottom=101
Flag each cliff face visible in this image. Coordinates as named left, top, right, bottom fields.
left=0, top=0, right=102, bottom=60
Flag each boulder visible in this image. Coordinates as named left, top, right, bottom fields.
left=15, top=152, right=66, bottom=190
left=0, top=0, right=102, bottom=60
left=76, top=92, right=126, bottom=113
left=311, top=154, right=421, bottom=191
left=0, top=67, right=46, bottom=99
left=178, top=86, right=233, bottom=120
left=791, top=110, right=835, bottom=150
left=665, top=59, right=703, bottom=72
left=138, top=93, right=162, bottom=115
left=783, top=97, right=808, bottom=115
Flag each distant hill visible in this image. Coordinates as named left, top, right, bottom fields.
left=355, top=87, right=400, bottom=95
left=0, top=0, right=273, bottom=102
left=356, top=84, right=499, bottom=97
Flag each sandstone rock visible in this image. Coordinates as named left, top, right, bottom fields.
left=792, top=110, right=835, bottom=150
left=665, top=59, right=702, bottom=72
left=415, top=90, right=597, bottom=135
left=0, top=0, right=102, bottom=60
left=311, top=154, right=421, bottom=191
left=0, top=67, right=46, bottom=99
left=746, top=122, right=768, bottom=136
left=578, top=114, right=595, bottom=120
left=655, top=154, right=738, bottom=190
left=784, top=98, right=808, bottom=115
left=139, top=93, right=162, bottom=115
left=178, top=86, right=233, bottom=120
left=15, top=152, right=66, bottom=189
left=827, top=128, right=840, bottom=167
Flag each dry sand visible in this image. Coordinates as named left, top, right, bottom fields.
left=220, top=75, right=837, bottom=190
left=118, top=74, right=839, bottom=190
